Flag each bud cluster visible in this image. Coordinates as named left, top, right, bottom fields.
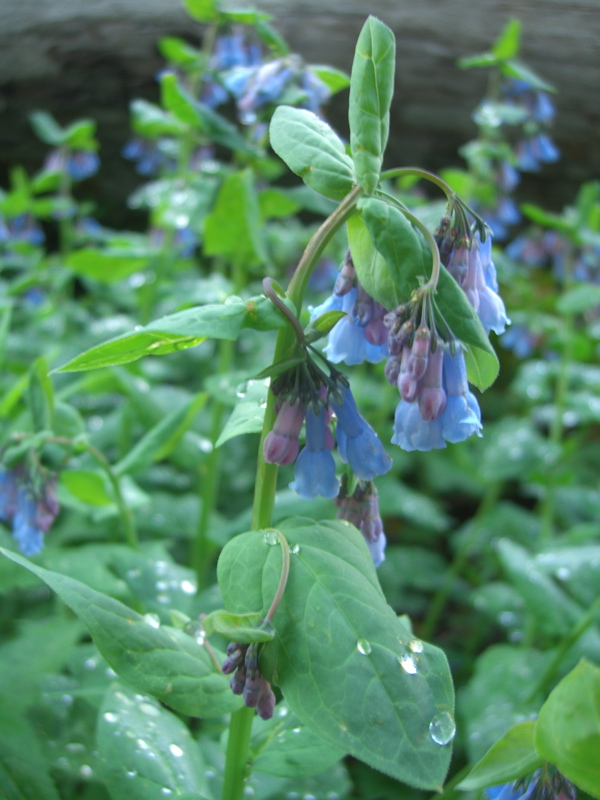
left=0, top=463, right=59, bottom=556
left=334, top=478, right=386, bottom=567
left=221, top=641, right=276, bottom=720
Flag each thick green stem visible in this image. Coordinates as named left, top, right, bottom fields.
left=420, top=482, right=501, bottom=641
left=220, top=187, right=360, bottom=800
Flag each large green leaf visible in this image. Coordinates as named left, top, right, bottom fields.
left=0, top=707, right=61, bottom=800
left=535, top=659, right=600, bottom=799
left=458, top=721, right=543, bottom=791
left=270, top=106, right=356, bottom=201
left=348, top=16, right=396, bottom=194
left=347, top=212, right=403, bottom=309
left=65, top=249, right=150, bottom=282
left=358, top=198, right=499, bottom=390
left=0, top=548, right=243, bottom=719
left=218, top=518, right=455, bottom=790
left=55, top=295, right=289, bottom=372
left=97, top=682, right=211, bottom=800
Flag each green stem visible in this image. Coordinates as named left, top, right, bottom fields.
left=527, top=596, right=600, bottom=702
left=221, top=187, right=361, bottom=800
left=420, top=482, right=501, bottom=641
left=84, top=444, right=138, bottom=549
left=429, top=764, right=471, bottom=800
left=380, top=167, right=455, bottom=199
left=264, top=529, right=291, bottom=623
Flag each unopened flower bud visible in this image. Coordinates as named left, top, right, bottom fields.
left=418, top=346, right=446, bottom=422
left=263, top=399, right=305, bottom=465
left=407, top=326, right=430, bottom=380
left=385, top=357, right=402, bottom=386
left=222, top=642, right=247, bottom=674
left=230, top=665, right=247, bottom=695
left=334, top=252, right=356, bottom=296
left=242, top=669, right=261, bottom=707
left=398, top=347, right=418, bottom=402
left=256, top=677, right=276, bottom=720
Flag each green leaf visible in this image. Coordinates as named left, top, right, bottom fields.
left=358, top=198, right=499, bottom=390
left=259, top=188, right=300, bottom=219
left=61, top=119, right=97, bottom=150
left=55, top=296, right=287, bottom=373
left=158, top=36, right=201, bottom=68
left=209, top=610, right=274, bottom=643
left=130, top=99, right=187, bottom=138
left=28, top=357, right=54, bottom=432
left=557, top=284, right=600, bottom=315
left=0, top=707, right=61, bottom=800
left=216, top=379, right=268, bottom=448
left=535, top=659, right=600, bottom=799
left=218, top=519, right=455, bottom=790
left=311, top=65, right=351, bottom=94
left=309, top=310, right=348, bottom=335
left=0, top=548, right=243, bottom=719
left=269, top=106, right=355, bottom=201
left=520, top=203, right=572, bottom=233
left=204, top=171, right=266, bottom=265
left=459, top=53, right=501, bottom=70
left=502, top=60, right=555, bottom=93
left=347, top=211, right=403, bottom=308
left=458, top=722, right=543, bottom=791
left=253, top=18, right=289, bottom=56
left=29, top=111, right=64, bottom=146
left=251, top=702, right=345, bottom=778
left=61, top=469, right=114, bottom=506
left=97, top=682, right=211, bottom=800
left=160, top=72, right=203, bottom=126
left=113, top=393, right=208, bottom=476
left=181, top=0, right=219, bottom=22
left=491, top=18, right=522, bottom=60
left=348, top=16, right=396, bottom=194
left=66, top=248, right=150, bottom=282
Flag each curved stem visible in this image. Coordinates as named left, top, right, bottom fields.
left=262, top=277, right=305, bottom=345
left=380, top=167, right=454, bottom=199
left=263, top=529, right=291, bottom=624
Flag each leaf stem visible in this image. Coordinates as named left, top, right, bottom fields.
left=84, top=443, right=138, bottom=549
left=380, top=167, right=454, bottom=199
left=263, top=528, right=290, bottom=624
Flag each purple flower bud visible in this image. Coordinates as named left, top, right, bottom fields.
left=263, top=400, right=305, bottom=465
left=398, top=347, right=418, bottom=402
left=447, top=242, right=469, bottom=286
left=385, top=357, right=402, bottom=387
left=242, top=669, right=261, bottom=707
left=230, top=666, right=247, bottom=695
left=407, top=326, right=430, bottom=380
left=334, top=254, right=356, bottom=296
left=222, top=642, right=247, bottom=674
left=418, top=346, right=446, bottom=422
left=352, top=284, right=375, bottom=327
left=256, top=678, right=276, bottom=720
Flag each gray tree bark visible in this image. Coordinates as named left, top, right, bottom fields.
left=1, top=0, right=598, bottom=221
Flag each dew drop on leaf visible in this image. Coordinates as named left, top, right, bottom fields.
left=103, top=712, right=119, bottom=724
left=356, top=638, right=372, bottom=655
left=289, top=544, right=300, bottom=554
left=143, top=613, right=160, bottom=628
left=408, top=638, right=424, bottom=653
left=180, top=580, right=197, bottom=594
left=429, top=711, right=456, bottom=745
left=79, top=765, right=93, bottom=778
left=161, top=789, right=173, bottom=796
left=169, top=743, right=184, bottom=757
left=263, top=531, right=279, bottom=546
left=139, top=703, right=160, bottom=717
left=398, top=654, right=418, bottom=674
left=125, top=770, right=137, bottom=779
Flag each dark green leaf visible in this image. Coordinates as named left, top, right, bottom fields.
left=55, top=296, right=287, bottom=373
left=28, top=357, right=54, bottom=431
left=113, top=393, right=208, bottom=476
left=270, top=106, right=355, bottom=201
left=0, top=548, right=243, bottom=718
left=66, top=248, right=150, bottom=282
left=520, top=203, right=572, bottom=233
left=218, top=519, right=455, bottom=790
left=97, top=683, right=211, bottom=800
left=491, top=18, right=522, bottom=60
left=251, top=702, right=345, bottom=778
left=458, top=722, right=543, bottom=791
left=535, top=659, right=600, bottom=799
left=348, top=16, right=396, bottom=193
left=358, top=198, right=499, bottom=390
left=204, top=171, right=266, bottom=265
left=0, top=707, right=61, bottom=800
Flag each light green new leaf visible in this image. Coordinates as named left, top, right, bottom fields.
left=270, top=106, right=355, bottom=201
left=458, top=721, right=543, bottom=791
left=61, top=469, right=114, bottom=506
left=97, top=683, right=211, bottom=800
left=349, top=16, right=396, bottom=194
left=66, top=249, right=150, bottom=282
left=114, top=392, right=208, bottom=476
left=181, top=0, right=219, bottom=23
left=358, top=198, right=499, bottom=390
left=216, top=379, right=268, bottom=447
left=535, top=659, right=600, bottom=799
left=491, top=18, right=521, bottom=60
left=218, top=519, right=455, bottom=790
left=0, top=548, right=243, bottom=719
left=55, top=295, right=288, bottom=373
left=0, top=707, right=61, bottom=800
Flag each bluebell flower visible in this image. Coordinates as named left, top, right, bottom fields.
left=462, top=234, right=510, bottom=335
left=334, top=479, right=387, bottom=567
left=329, top=385, right=392, bottom=480
left=12, top=489, right=44, bottom=556
left=264, top=399, right=305, bottom=465
left=0, top=466, right=19, bottom=522
left=122, top=138, right=173, bottom=176
left=290, top=404, right=339, bottom=499
left=299, top=69, right=331, bottom=112
left=515, top=134, right=560, bottom=172
left=236, top=60, right=295, bottom=124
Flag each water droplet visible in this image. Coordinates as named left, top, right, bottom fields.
left=169, top=744, right=184, bottom=758
left=263, top=531, right=278, bottom=546
left=292, top=727, right=301, bottom=734
left=357, top=639, right=372, bottom=655
left=277, top=706, right=289, bottom=718
left=398, top=654, right=418, bottom=674
left=140, top=703, right=160, bottom=717
left=105, top=667, right=117, bottom=678
left=61, top=694, right=73, bottom=706
left=103, top=712, right=119, bottom=724
left=408, top=639, right=424, bottom=653
left=157, top=593, right=170, bottom=605
left=205, top=769, right=216, bottom=778
left=84, top=657, right=97, bottom=670
left=66, top=742, right=85, bottom=753
left=303, top=794, right=316, bottom=800
left=137, top=739, right=149, bottom=750
left=244, top=787, right=255, bottom=797
left=556, top=567, right=570, bottom=580
left=156, top=580, right=169, bottom=591
left=143, top=613, right=160, bottom=629
left=79, top=765, right=93, bottom=778
left=161, top=789, right=173, bottom=796
left=429, top=711, right=456, bottom=745
left=125, top=770, right=137, bottom=779
left=289, top=544, right=300, bottom=554
left=326, top=794, right=340, bottom=800
left=180, top=580, right=196, bottom=595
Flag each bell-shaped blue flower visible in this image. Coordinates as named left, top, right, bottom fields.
left=441, top=350, right=483, bottom=443
left=329, top=386, right=392, bottom=480
left=12, top=489, right=44, bottom=556
left=289, top=405, right=340, bottom=499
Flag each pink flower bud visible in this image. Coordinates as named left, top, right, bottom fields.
left=263, top=400, right=305, bottom=465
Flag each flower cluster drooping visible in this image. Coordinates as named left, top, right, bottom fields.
left=0, top=464, right=59, bottom=556
left=485, top=767, right=576, bottom=800
left=334, top=477, right=386, bottom=567
left=221, top=641, right=276, bottom=720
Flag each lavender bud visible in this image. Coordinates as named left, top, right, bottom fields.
left=230, top=665, right=247, bottom=695
left=256, top=678, right=276, bottom=720
left=385, top=357, right=402, bottom=386
left=407, top=326, right=430, bottom=380
left=243, top=670, right=261, bottom=707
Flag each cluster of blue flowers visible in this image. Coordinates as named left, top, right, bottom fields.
left=485, top=767, right=576, bottom=800
left=43, top=148, right=100, bottom=182
left=0, top=213, right=45, bottom=248
left=0, top=464, right=59, bottom=556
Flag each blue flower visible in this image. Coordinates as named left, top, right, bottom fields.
left=12, top=489, right=44, bottom=556
left=0, top=466, right=19, bottom=522
left=485, top=779, right=537, bottom=800
left=329, top=386, right=392, bottom=480
left=289, top=405, right=340, bottom=499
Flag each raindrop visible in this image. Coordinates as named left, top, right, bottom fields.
left=244, top=787, right=255, bottom=797
left=263, top=531, right=279, bottom=546
left=105, top=667, right=117, bottom=679
left=556, top=567, right=570, bottom=581
left=61, top=694, right=74, bottom=706
left=84, top=657, right=97, bottom=670
left=277, top=706, right=289, bottom=718
left=155, top=561, right=168, bottom=575
left=157, top=593, right=170, bottom=605
left=79, top=765, right=93, bottom=778
left=180, top=580, right=196, bottom=595
left=356, top=639, right=372, bottom=656
left=205, top=770, right=216, bottom=778
left=126, top=568, right=141, bottom=580
left=289, top=544, right=300, bottom=555
left=429, top=711, right=456, bottom=745
left=156, top=580, right=169, bottom=591
left=140, top=703, right=160, bottom=717
left=137, top=739, right=149, bottom=750
left=303, top=794, right=316, bottom=800
left=398, top=654, right=418, bottom=674
left=66, top=742, right=85, bottom=753
left=408, top=639, right=424, bottom=653
left=169, top=744, right=184, bottom=758
left=143, top=613, right=160, bottom=629
left=292, top=727, right=301, bottom=734
left=125, top=770, right=137, bottom=779
left=103, top=712, right=119, bottom=724
left=161, top=790, right=173, bottom=796
left=326, top=794, right=340, bottom=800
